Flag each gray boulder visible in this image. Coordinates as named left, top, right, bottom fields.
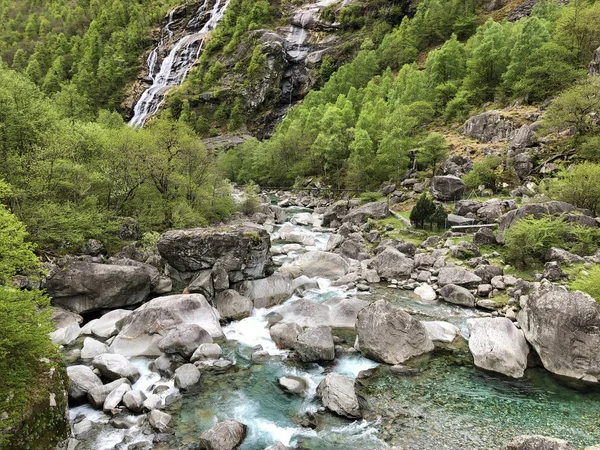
left=270, top=322, right=303, bottom=350
left=122, top=389, right=146, bottom=413
left=356, top=300, right=434, bottom=364
left=276, top=297, right=369, bottom=329
left=473, top=228, right=496, bottom=245
left=322, top=200, right=350, bottom=227
left=80, top=337, right=109, bottom=360
left=92, top=354, right=140, bottom=383
left=213, top=289, right=253, bottom=321
left=87, top=378, right=130, bottom=409
left=278, top=376, right=307, bottom=395
left=503, top=435, right=574, bottom=450
left=545, top=247, right=585, bottom=264
left=439, top=284, right=476, bottom=307
left=317, top=373, right=362, bottom=419
left=512, top=152, right=534, bottom=180
left=467, top=317, right=529, bottom=378
left=67, top=365, right=103, bottom=401
left=455, top=200, right=482, bottom=216
left=174, top=363, right=201, bottom=390
left=509, top=124, right=534, bottom=149
left=474, top=265, right=504, bottom=283
left=280, top=251, right=349, bottom=280
left=103, top=382, right=131, bottom=414
left=191, top=343, right=222, bottom=362
left=518, top=285, right=600, bottom=383
left=199, top=419, right=247, bottom=450
left=343, top=202, right=390, bottom=226
left=46, top=261, right=151, bottom=314
left=188, top=270, right=214, bottom=298
left=372, top=247, right=414, bottom=280
left=90, top=309, right=132, bottom=339
left=431, top=175, right=465, bottom=201
left=148, top=410, right=172, bottom=433
left=422, top=321, right=461, bottom=343
left=158, top=224, right=271, bottom=279
left=438, top=266, right=482, bottom=288
left=294, top=326, right=335, bottom=362
left=158, top=324, right=212, bottom=358
left=107, top=257, right=172, bottom=294
left=235, top=273, right=293, bottom=308
left=462, top=110, right=516, bottom=143
left=110, top=294, right=222, bottom=357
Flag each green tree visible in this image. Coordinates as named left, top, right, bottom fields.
left=544, top=164, right=600, bottom=216
left=410, top=194, right=437, bottom=229
left=543, top=78, right=600, bottom=136
left=417, top=132, right=449, bottom=176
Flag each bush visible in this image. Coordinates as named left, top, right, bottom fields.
left=239, top=183, right=261, bottom=215
left=570, top=265, right=600, bottom=303
left=359, top=191, right=382, bottom=203
left=463, top=156, right=501, bottom=192
left=544, top=163, right=600, bottom=216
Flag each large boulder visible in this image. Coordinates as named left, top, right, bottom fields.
left=431, top=176, right=465, bottom=201
left=342, top=201, right=390, bottom=226
left=46, top=261, right=151, bottom=313
left=235, top=273, right=293, bottom=308
left=294, top=326, right=335, bottom=362
left=439, top=284, right=476, bottom=307
left=462, top=110, right=516, bottom=143
left=174, top=364, right=201, bottom=390
left=372, top=247, right=414, bottom=280
left=316, top=373, right=362, bottom=419
left=157, top=324, right=213, bottom=358
left=270, top=322, right=303, bottom=349
left=518, top=285, right=600, bottom=383
left=90, top=309, right=132, bottom=339
left=503, top=435, right=575, bottom=450
left=322, top=200, right=350, bottom=227
left=92, top=354, right=140, bottom=383
left=107, top=257, right=172, bottom=294
left=356, top=300, right=434, bottom=364
left=87, top=378, right=130, bottom=409
left=438, top=266, right=482, bottom=288
left=213, top=289, right=253, bottom=321
left=80, top=337, right=109, bottom=359
left=199, top=419, right=247, bottom=450
left=467, top=317, right=529, bottom=378
left=280, top=251, right=349, bottom=280
left=422, top=321, right=461, bottom=343
left=103, top=382, right=131, bottom=414
left=276, top=297, right=369, bottom=328
left=110, top=294, right=222, bottom=357
left=157, top=224, right=271, bottom=280
left=496, top=201, right=589, bottom=243
left=67, top=365, right=103, bottom=401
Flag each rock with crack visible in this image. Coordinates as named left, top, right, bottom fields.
left=317, top=373, right=362, bottom=419
left=294, top=326, right=335, bottom=362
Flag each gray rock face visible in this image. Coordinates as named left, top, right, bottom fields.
left=92, top=354, right=140, bottom=383
left=90, top=309, right=132, bottom=339
left=372, top=247, right=414, bottom=280
left=188, top=270, right=214, bottom=298
left=276, top=297, right=369, bottom=329
left=235, top=273, right=293, bottom=308
left=148, top=410, right=172, bottom=433
left=51, top=307, right=83, bottom=329
left=473, top=228, right=496, bottom=245
left=122, top=389, right=146, bottom=413
left=107, top=257, right=172, bottom=294
left=294, top=326, right=335, bottom=362
left=280, top=251, right=349, bottom=280
left=67, top=365, right=103, bottom=401
left=431, top=175, right=466, bottom=201
left=103, top=382, right=131, bottom=414
left=439, top=284, right=476, bottom=307
left=213, top=289, right=253, bottom=321
left=157, top=324, right=212, bottom=358
left=503, top=435, right=574, bottom=450
left=46, top=261, right=151, bottom=313
left=509, top=124, right=534, bottom=149
left=438, top=266, right=482, bottom=288
left=343, top=201, right=390, bottom=226
left=422, top=321, right=461, bottom=343
left=270, top=322, right=303, bottom=349
left=356, top=300, right=434, bottom=364
left=87, top=378, right=130, bottom=409
left=512, top=152, right=533, bottom=180
left=110, top=294, right=222, bottom=357
left=199, top=419, right=247, bottom=450
left=518, top=285, right=600, bottom=383
left=462, top=110, right=516, bottom=143
left=157, top=224, right=271, bottom=279
left=467, top=317, right=529, bottom=378
left=440, top=155, right=473, bottom=177
left=317, top=373, right=362, bottom=419
left=174, top=363, right=201, bottom=390
left=80, top=337, right=109, bottom=360
left=191, top=343, right=222, bottom=362
left=496, top=201, right=587, bottom=243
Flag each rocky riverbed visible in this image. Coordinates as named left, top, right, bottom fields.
left=51, top=195, right=600, bottom=450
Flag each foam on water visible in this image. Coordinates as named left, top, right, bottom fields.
left=334, top=355, right=379, bottom=378
left=223, top=307, right=286, bottom=355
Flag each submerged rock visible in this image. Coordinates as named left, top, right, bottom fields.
left=467, top=317, right=529, bottom=378
left=356, top=300, right=434, bottom=364
left=317, top=373, right=362, bottom=419
left=503, top=435, right=575, bottom=450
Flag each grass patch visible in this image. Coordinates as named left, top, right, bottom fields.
left=492, top=293, right=511, bottom=307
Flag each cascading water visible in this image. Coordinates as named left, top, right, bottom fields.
left=129, top=0, right=230, bottom=127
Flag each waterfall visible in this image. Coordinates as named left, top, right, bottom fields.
left=129, top=0, right=230, bottom=127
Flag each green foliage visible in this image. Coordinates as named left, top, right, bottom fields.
left=544, top=163, right=600, bottom=216
left=410, top=194, right=447, bottom=230
left=463, top=156, right=502, bottom=192
left=359, top=191, right=383, bottom=203
left=570, top=265, right=600, bottom=303
left=416, top=132, right=449, bottom=176
left=239, top=183, right=261, bottom=215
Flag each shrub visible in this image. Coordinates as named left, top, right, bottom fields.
left=359, top=191, right=382, bottom=203
left=463, top=156, right=501, bottom=192
left=570, top=265, right=600, bottom=303
left=239, top=183, right=261, bottom=215
left=544, top=163, right=600, bottom=216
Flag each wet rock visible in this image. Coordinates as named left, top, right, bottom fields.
left=213, top=289, right=253, bottom=321
left=46, top=261, right=151, bottom=313
left=372, top=247, right=414, bottom=280
left=110, top=294, right=222, bottom=357
left=316, top=373, right=362, bottom=419
left=265, top=443, right=289, bottom=450
left=191, top=343, right=222, bottom=362
left=199, top=419, right=247, bottom=450
left=122, top=389, right=146, bottom=413
left=158, top=224, right=271, bottom=279
left=235, top=273, right=293, bottom=308
left=67, top=365, right=103, bottom=401
left=503, top=435, right=575, bottom=450
left=431, top=175, right=465, bottom=201
left=280, top=251, right=349, bottom=280
left=174, top=364, right=201, bottom=390
left=148, top=410, right=172, bottom=433
left=270, top=322, right=303, bottom=349
left=294, top=326, right=335, bottom=362
left=468, top=317, right=529, bottom=378
left=158, top=324, right=213, bottom=359
left=438, top=266, right=482, bottom=288
left=92, top=354, right=140, bottom=383
left=88, top=378, right=130, bottom=409
left=279, top=376, right=307, bottom=395
left=356, top=300, right=434, bottom=364
left=518, top=285, right=600, bottom=383
left=439, top=284, right=476, bottom=307
left=421, top=321, right=461, bottom=343
left=73, top=419, right=94, bottom=439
